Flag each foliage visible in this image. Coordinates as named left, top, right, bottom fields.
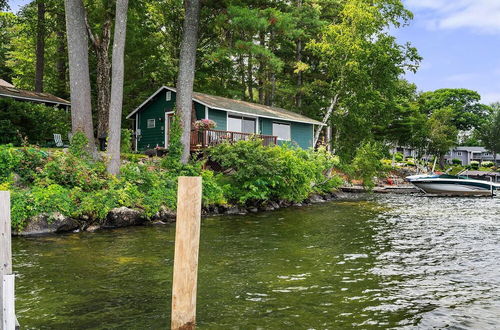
left=394, top=152, right=403, bottom=162
left=477, top=105, right=500, bottom=159
left=161, top=114, right=183, bottom=170
left=427, top=108, right=458, bottom=160
left=350, top=141, right=386, bottom=189
left=481, top=161, right=494, bottom=168
left=470, top=161, right=479, bottom=170
left=208, top=139, right=341, bottom=203
left=0, top=98, right=70, bottom=146
left=452, top=158, right=462, bottom=165
left=120, top=129, right=133, bottom=153
left=194, top=119, right=216, bottom=130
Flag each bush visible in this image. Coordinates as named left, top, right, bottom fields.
left=452, top=158, right=462, bottom=165
left=121, top=129, right=133, bottom=153
left=0, top=98, right=70, bottom=146
left=470, top=160, right=480, bottom=170
left=394, top=152, right=404, bottom=162
left=481, top=161, right=494, bottom=168
left=208, top=139, right=341, bottom=204
left=351, top=141, right=386, bottom=189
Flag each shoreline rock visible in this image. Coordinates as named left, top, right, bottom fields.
left=14, top=191, right=348, bottom=236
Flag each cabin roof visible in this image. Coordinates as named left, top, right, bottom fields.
left=126, top=86, right=325, bottom=126
left=0, top=85, right=70, bottom=106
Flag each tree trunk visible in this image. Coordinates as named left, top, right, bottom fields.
left=35, top=0, right=45, bottom=93
left=257, top=32, right=265, bottom=104
left=238, top=54, right=246, bottom=100
left=439, top=154, right=445, bottom=169
left=64, top=0, right=95, bottom=152
left=247, top=52, right=253, bottom=101
left=313, top=94, right=339, bottom=146
left=295, top=0, right=302, bottom=110
left=177, top=0, right=201, bottom=165
left=107, top=0, right=129, bottom=175
left=55, top=6, right=67, bottom=98
left=85, top=16, right=112, bottom=141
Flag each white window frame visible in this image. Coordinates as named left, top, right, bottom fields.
left=272, top=122, right=291, bottom=141
left=147, top=119, right=156, bottom=128
left=166, top=91, right=172, bottom=101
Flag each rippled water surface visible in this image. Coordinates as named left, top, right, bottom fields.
left=13, top=194, right=500, bottom=329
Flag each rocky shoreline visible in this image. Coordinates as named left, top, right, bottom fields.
left=14, top=185, right=418, bottom=236
left=13, top=191, right=344, bottom=236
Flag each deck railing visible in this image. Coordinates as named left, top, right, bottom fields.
left=190, top=129, right=277, bottom=150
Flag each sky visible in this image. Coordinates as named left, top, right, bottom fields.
left=7, top=0, right=500, bottom=104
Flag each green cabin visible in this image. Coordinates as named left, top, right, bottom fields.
left=126, top=86, right=324, bottom=151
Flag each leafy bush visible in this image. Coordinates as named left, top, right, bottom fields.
left=0, top=145, right=47, bottom=184
left=161, top=114, right=183, bottom=170
left=121, top=129, right=133, bottom=153
left=208, top=139, right=341, bottom=203
left=351, top=140, right=386, bottom=189
left=481, top=161, right=494, bottom=168
left=0, top=98, right=70, bottom=146
left=470, top=160, right=480, bottom=170
left=452, top=158, right=462, bottom=165
left=394, top=152, right=403, bottom=162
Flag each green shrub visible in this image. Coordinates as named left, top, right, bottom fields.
left=0, top=144, right=21, bottom=182
left=208, top=139, right=341, bottom=203
left=452, top=158, right=462, bottom=165
left=161, top=114, right=183, bottom=170
left=394, top=152, right=404, bottom=162
left=470, top=160, right=480, bottom=170
left=351, top=140, right=386, bottom=189
left=481, top=161, right=494, bottom=168
left=121, top=129, right=133, bottom=153
left=0, top=98, right=70, bottom=146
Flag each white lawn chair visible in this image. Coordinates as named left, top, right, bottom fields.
left=53, top=133, right=65, bottom=147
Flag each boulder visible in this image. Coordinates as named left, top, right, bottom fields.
left=226, top=206, right=247, bottom=215
left=309, top=194, right=325, bottom=203
left=85, top=225, right=101, bottom=232
left=103, top=207, right=145, bottom=228
left=15, top=213, right=79, bottom=235
left=248, top=207, right=259, bottom=213
left=153, top=206, right=176, bottom=222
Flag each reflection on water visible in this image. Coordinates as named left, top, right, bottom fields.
left=12, top=195, right=500, bottom=329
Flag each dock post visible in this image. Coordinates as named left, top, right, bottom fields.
left=0, top=191, right=16, bottom=330
left=171, top=177, right=202, bottom=330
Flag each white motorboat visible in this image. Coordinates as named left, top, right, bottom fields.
left=406, top=174, right=500, bottom=196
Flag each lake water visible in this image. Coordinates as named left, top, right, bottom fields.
left=12, top=194, right=500, bottom=329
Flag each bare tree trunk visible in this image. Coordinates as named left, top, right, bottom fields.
left=55, top=6, right=67, bottom=98
left=177, top=0, right=201, bottom=164
left=35, top=0, right=45, bottom=93
left=247, top=52, right=253, bottom=101
left=295, top=0, right=302, bottom=110
left=313, top=94, right=339, bottom=146
left=257, top=32, right=265, bottom=104
left=85, top=16, right=112, bottom=141
left=65, top=0, right=95, bottom=152
left=107, top=0, right=129, bottom=175
left=238, top=54, right=246, bottom=100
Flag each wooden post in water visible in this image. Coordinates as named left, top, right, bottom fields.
left=0, top=191, right=16, bottom=330
left=171, top=177, right=202, bottom=330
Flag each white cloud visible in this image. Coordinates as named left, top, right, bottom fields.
left=406, top=0, right=500, bottom=33
left=444, top=73, right=478, bottom=83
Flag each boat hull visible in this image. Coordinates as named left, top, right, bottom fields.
left=410, top=180, right=494, bottom=196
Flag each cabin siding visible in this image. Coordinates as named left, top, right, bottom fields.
left=195, top=102, right=205, bottom=120
left=135, top=88, right=316, bottom=150
left=208, top=108, right=227, bottom=130
left=291, top=122, right=314, bottom=149
left=137, top=90, right=175, bottom=150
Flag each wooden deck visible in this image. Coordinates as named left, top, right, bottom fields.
left=190, top=129, right=277, bottom=150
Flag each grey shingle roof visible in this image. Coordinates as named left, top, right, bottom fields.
left=127, top=86, right=325, bottom=125
left=0, top=85, right=70, bottom=105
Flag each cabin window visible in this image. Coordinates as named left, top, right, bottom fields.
left=457, top=152, right=462, bottom=156
left=166, top=91, right=172, bottom=101
left=273, top=122, right=291, bottom=141
left=147, top=119, right=156, bottom=128
left=227, top=115, right=256, bottom=133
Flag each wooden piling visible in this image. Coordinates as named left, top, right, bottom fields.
left=0, top=191, right=16, bottom=330
left=171, top=177, right=202, bottom=330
